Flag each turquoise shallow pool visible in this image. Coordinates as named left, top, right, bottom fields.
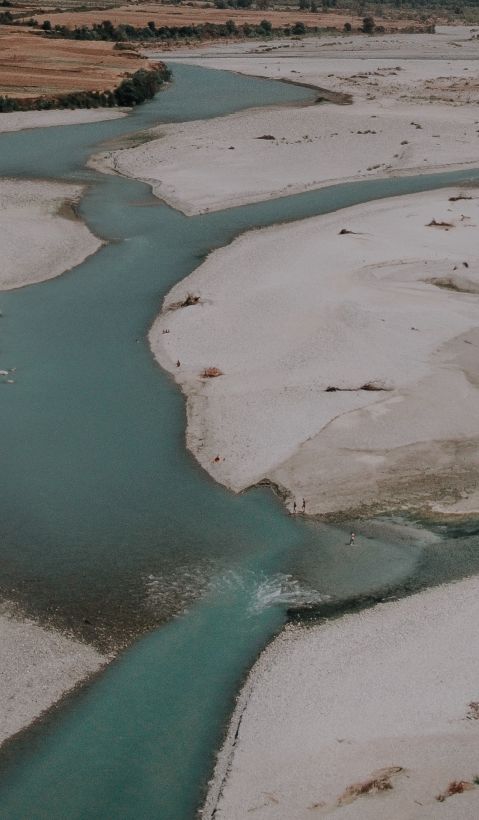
left=1, top=64, right=479, bottom=818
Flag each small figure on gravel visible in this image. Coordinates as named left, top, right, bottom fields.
left=176, top=360, right=181, bottom=368
left=302, top=498, right=306, bottom=513
left=293, top=501, right=297, bottom=514
left=349, top=532, right=356, bottom=546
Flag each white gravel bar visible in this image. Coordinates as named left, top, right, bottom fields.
left=151, top=187, right=479, bottom=518
left=204, top=575, right=479, bottom=820
left=0, top=107, right=125, bottom=134
left=0, top=178, right=103, bottom=290
left=0, top=608, right=108, bottom=746
left=91, top=27, right=479, bottom=214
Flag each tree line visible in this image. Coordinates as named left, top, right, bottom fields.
left=37, top=18, right=314, bottom=41
left=0, top=65, right=171, bottom=113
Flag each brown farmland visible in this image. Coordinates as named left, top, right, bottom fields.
left=31, top=4, right=428, bottom=33
left=0, top=28, right=152, bottom=97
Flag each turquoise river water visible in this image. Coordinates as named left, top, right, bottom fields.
left=1, top=64, right=479, bottom=818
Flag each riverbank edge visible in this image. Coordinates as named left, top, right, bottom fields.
left=0, top=107, right=128, bottom=135
left=0, top=65, right=171, bottom=116
left=201, top=574, right=479, bottom=819
left=124, top=159, right=477, bottom=218
left=86, top=73, right=319, bottom=184
left=0, top=603, right=113, bottom=750
left=0, top=178, right=107, bottom=291
left=199, top=586, right=400, bottom=820
left=92, top=137, right=479, bottom=216
left=0, top=651, right=114, bottom=755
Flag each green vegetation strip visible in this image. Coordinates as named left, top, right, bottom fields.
left=0, top=11, right=435, bottom=41
left=0, top=65, right=171, bottom=114
left=39, top=18, right=313, bottom=40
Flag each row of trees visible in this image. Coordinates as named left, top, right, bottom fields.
left=213, top=0, right=255, bottom=7
left=0, top=66, right=171, bottom=113
left=40, top=18, right=312, bottom=41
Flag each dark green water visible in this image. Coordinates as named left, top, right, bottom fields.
left=1, top=64, right=479, bottom=818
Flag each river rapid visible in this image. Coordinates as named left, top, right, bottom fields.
left=1, top=64, right=479, bottom=818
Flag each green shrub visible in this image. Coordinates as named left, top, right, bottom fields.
left=292, top=20, right=306, bottom=34
left=362, top=15, right=376, bottom=33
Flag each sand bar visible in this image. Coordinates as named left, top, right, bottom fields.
left=151, top=187, right=479, bottom=518
left=0, top=107, right=126, bottom=135
left=93, top=94, right=479, bottom=215
left=92, top=27, right=479, bottom=214
left=0, top=178, right=103, bottom=290
left=204, top=575, right=479, bottom=819
left=0, top=605, right=108, bottom=746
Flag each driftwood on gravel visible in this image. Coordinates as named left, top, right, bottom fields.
left=449, top=194, right=473, bottom=202
left=201, top=367, right=223, bottom=378
left=338, top=767, right=404, bottom=806
left=436, top=780, right=475, bottom=802
left=167, top=293, right=201, bottom=311
left=427, top=219, right=454, bottom=228
left=326, top=381, right=391, bottom=392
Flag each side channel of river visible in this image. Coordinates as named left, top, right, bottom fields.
left=1, top=64, right=479, bottom=819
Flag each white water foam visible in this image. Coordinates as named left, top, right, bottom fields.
left=144, top=565, right=327, bottom=619
left=208, top=569, right=326, bottom=614
left=249, top=573, right=327, bottom=613
left=144, top=562, right=212, bottom=615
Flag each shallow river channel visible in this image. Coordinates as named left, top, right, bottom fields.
left=1, top=64, right=479, bottom=818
